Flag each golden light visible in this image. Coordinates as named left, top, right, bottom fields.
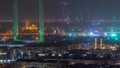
left=110, top=46, right=117, bottom=50
left=22, top=66, right=26, bottom=68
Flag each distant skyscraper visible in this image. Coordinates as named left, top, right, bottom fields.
left=60, top=0, right=69, bottom=22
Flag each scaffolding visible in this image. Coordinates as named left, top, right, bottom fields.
left=13, top=0, right=44, bottom=42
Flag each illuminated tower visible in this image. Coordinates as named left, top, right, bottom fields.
left=61, top=0, right=69, bottom=22
left=13, top=0, right=18, bottom=41
left=100, top=39, right=103, bottom=49
left=94, top=38, right=97, bottom=49
left=26, top=19, right=30, bottom=30
left=38, top=0, right=44, bottom=42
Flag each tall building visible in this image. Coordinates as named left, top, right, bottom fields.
left=61, top=0, right=69, bottom=23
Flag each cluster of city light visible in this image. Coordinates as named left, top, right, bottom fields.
left=22, top=19, right=38, bottom=31
left=0, top=60, right=14, bottom=63
left=68, top=33, right=76, bottom=37
left=88, top=32, right=118, bottom=37
left=110, top=33, right=117, bottom=37
left=67, top=31, right=119, bottom=37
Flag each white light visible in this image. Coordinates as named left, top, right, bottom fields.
left=104, top=33, right=107, bottom=36
left=89, top=32, right=94, bottom=36
left=52, top=54, right=55, bottom=56
left=58, top=54, right=62, bottom=56
left=39, top=54, right=45, bottom=56
left=0, top=53, right=6, bottom=55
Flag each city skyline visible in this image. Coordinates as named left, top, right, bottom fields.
left=0, top=1, right=120, bottom=68
left=0, top=0, right=120, bottom=41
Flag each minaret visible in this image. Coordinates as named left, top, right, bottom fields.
left=100, top=39, right=103, bottom=49
left=26, top=19, right=29, bottom=29
left=94, top=38, right=97, bottom=49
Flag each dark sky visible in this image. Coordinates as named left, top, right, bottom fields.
left=69, top=0, right=120, bottom=19
left=0, top=0, right=120, bottom=20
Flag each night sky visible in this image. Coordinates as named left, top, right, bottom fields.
left=0, top=0, right=120, bottom=20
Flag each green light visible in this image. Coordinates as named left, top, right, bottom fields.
left=17, top=55, right=21, bottom=59
left=13, top=0, right=18, bottom=41
left=13, top=0, right=44, bottom=42
left=107, top=37, right=110, bottom=40
left=111, top=33, right=117, bottom=37
left=38, top=0, right=44, bottom=43
left=68, top=33, right=76, bottom=37
left=115, top=38, right=118, bottom=40
left=68, top=33, right=72, bottom=36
